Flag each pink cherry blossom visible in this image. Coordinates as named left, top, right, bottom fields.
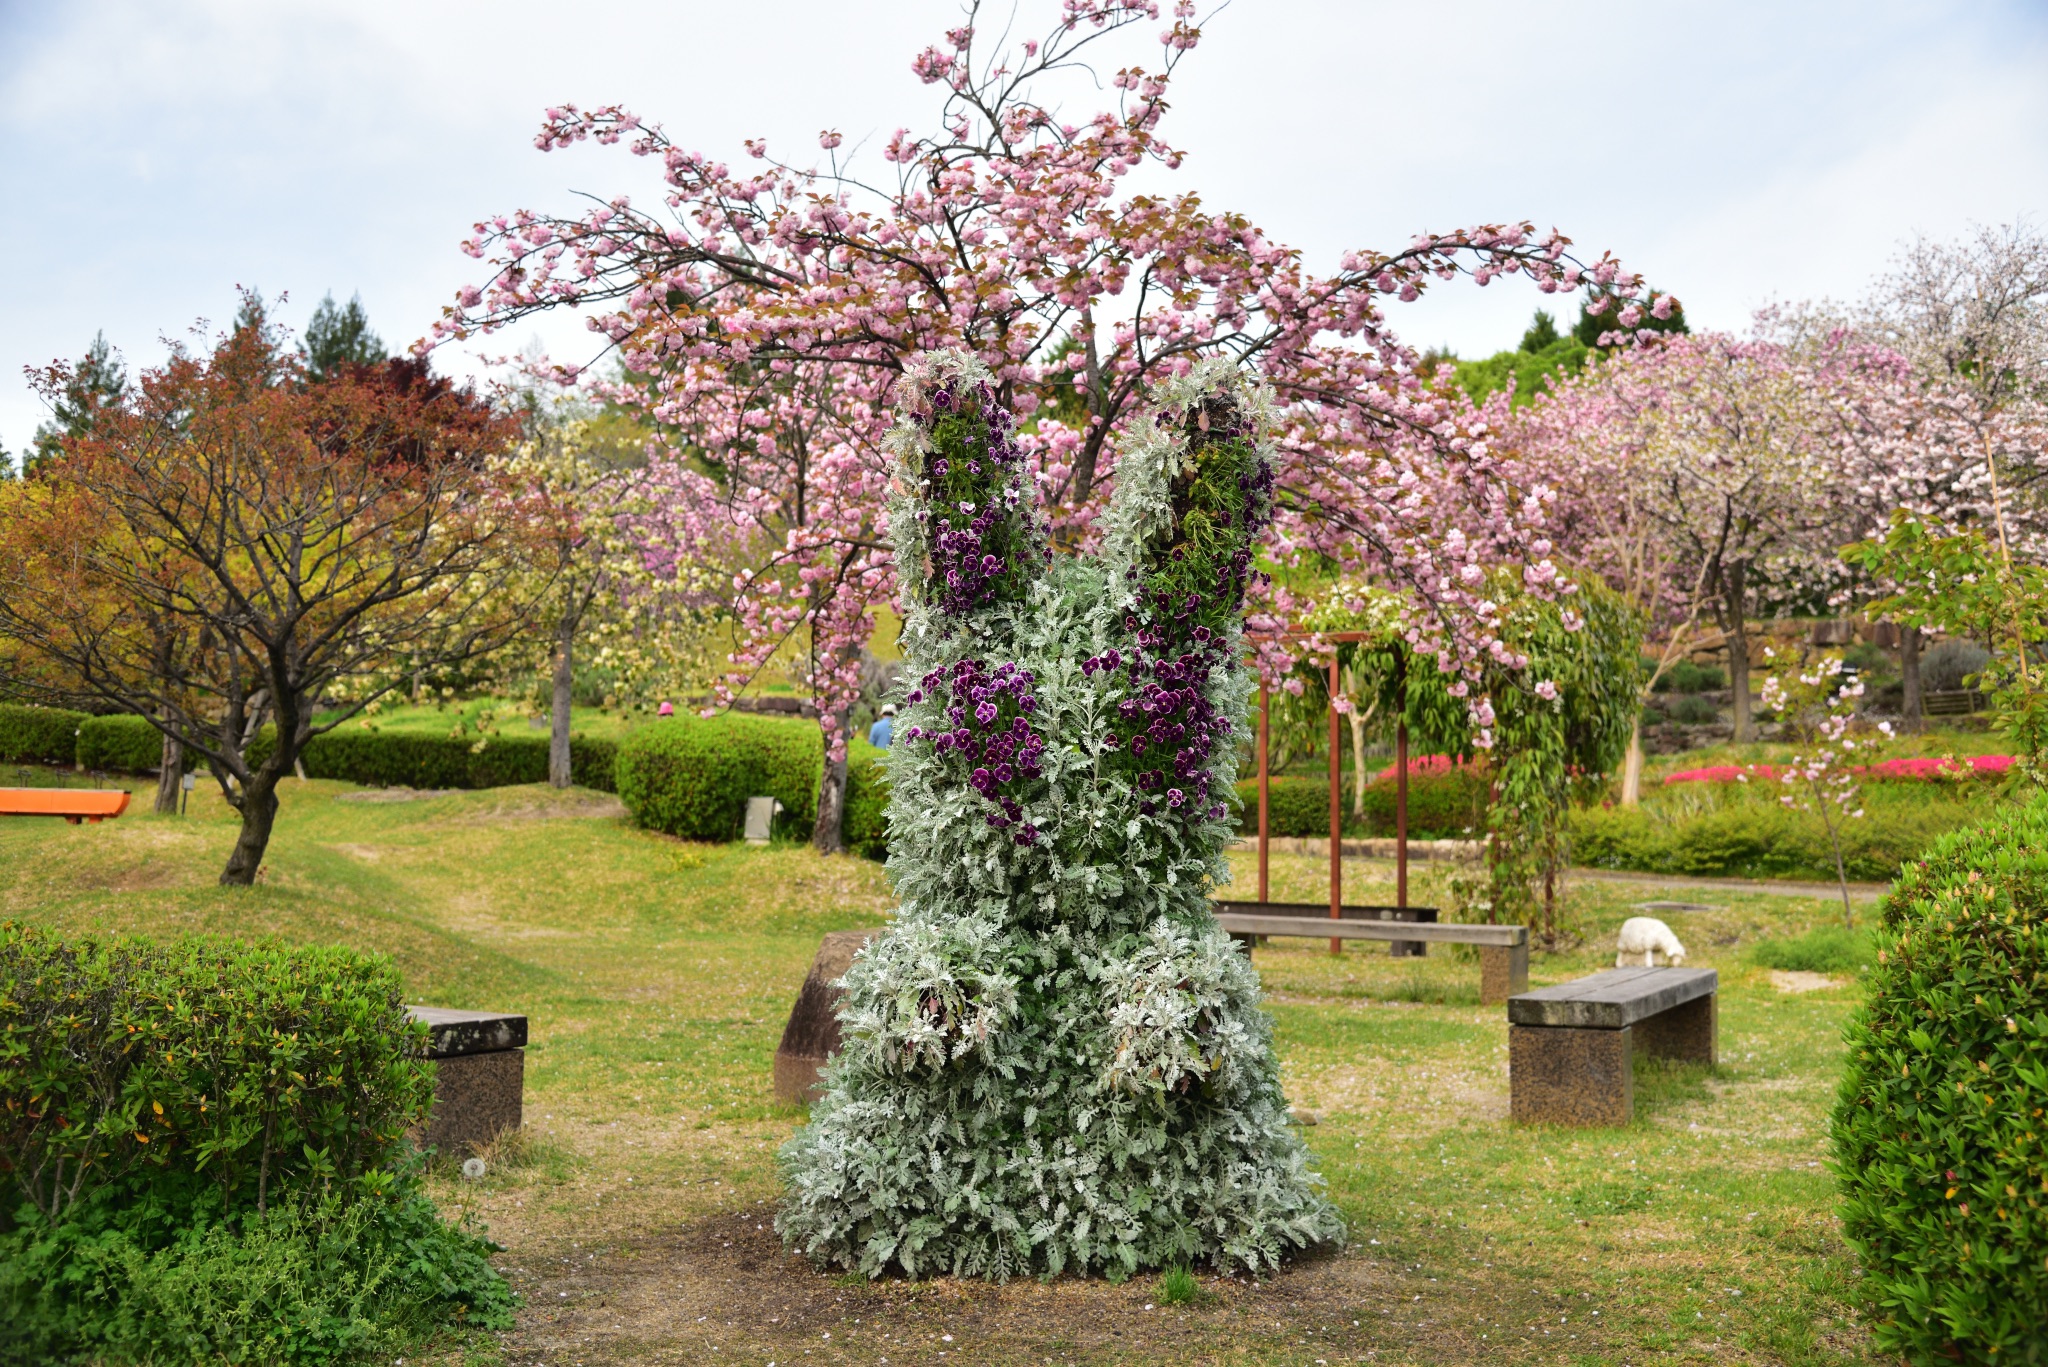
left=438, top=0, right=1666, bottom=839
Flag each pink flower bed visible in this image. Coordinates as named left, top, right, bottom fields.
left=1663, top=764, right=1778, bottom=785
left=1665, top=755, right=2011, bottom=785
left=1374, top=754, right=1469, bottom=781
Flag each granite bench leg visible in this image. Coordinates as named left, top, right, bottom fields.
left=1510, top=1025, right=1632, bottom=1126
left=423, top=1048, right=524, bottom=1153
left=1479, top=941, right=1529, bottom=1006
left=1389, top=937, right=1426, bottom=958
left=1631, top=993, right=1716, bottom=1065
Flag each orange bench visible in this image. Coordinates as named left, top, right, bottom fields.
left=0, top=789, right=131, bottom=824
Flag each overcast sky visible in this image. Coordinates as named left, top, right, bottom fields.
left=3, top=0, right=2045, bottom=456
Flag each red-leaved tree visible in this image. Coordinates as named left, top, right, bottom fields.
left=0, top=318, right=534, bottom=884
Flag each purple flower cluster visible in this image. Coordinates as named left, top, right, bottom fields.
left=1089, top=645, right=1230, bottom=821
left=904, top=657, right=1046, bottom=845
left=1093, top=401, right=1276, bottom=825
left=916, top=381, right=1041, bottom=618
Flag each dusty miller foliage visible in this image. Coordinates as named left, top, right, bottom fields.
left=776, top=351, right=1344, bottom=1279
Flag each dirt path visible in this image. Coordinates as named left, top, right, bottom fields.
left=491, top=1214, right=1604, bottom=1366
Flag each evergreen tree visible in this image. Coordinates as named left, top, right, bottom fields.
left=777, top=351, right=1343, bottom=1279
left=28, top=333, right=126, bottom=474
left=303, top=293, right=387, bottom=382
left=1520, top=308, right=1562, bottom=352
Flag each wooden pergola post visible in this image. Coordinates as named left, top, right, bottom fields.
left=1396, top=653, right=1408, bottom=916
left=1247, top=629, right=1410, bottom=955
left=1328, top=654, right=1342, bottom=955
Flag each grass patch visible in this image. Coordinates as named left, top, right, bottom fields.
left=1750, top=924, right=1876, bottom=974
left=0, top=779, right=1899, bottom=1364
left=1156, top=1265, right=1206, bottom=1306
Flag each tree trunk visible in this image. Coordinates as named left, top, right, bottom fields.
left=1619, top=714, right=1646, bottom=807
left=1348, top=711, right=1369, bottom=819
left=1901, top=625, right=1923, bottom=733
left=220, top=772, right=282, bottom=885
left=549, top=611, right=575, bottom=788
left=812, top=713, right=849, bottom=855
left=1724, top=565, right=1753, bottom=743
left=154, top=727, right=182, bottom=815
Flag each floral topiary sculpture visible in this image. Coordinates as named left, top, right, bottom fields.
left=777, top=351, right=1344, bottom=1279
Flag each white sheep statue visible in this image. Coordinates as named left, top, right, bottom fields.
left=1615, top=916, right=1688, bottom=968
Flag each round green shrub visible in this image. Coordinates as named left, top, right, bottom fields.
left=615, top=712, right=821, bottom=841
left=0, top=922, right=513, bottom=1361
left=1831, top=798, right=2048, bottom=1359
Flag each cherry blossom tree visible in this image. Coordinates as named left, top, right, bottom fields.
left=439, top=0, right=1666, bottom=849
left=1759, top=647, right=1884, bottom=927
left=1853, top=223, right=2048, bottom=719
left=493, top=390, right=719, bottom=786
left=1508, top=331, right=1887, bottom=769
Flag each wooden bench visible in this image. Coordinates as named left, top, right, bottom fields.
left=407, top=1007, right=527, bottom=1153
left=1211, top=909, right=1530, bottom=1005
left=1217, top=899, right=1439, bottom=957
left=1507, top=967, right=1717, bottom=1126
left=0, top=788, right=130, bottom=824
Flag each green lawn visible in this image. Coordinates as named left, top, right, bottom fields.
left=320, top=695, right=647, bottom=742
left=0, top=778, right=1895, bottom=1364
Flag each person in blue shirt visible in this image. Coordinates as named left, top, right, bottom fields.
left=868, top=703, right=896, bottom=749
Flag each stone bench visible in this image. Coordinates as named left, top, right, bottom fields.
left=407, top=1007, right=527, bottom=1153
left=1211, top=911, right=1530, bottom=1004
left=1507, top=967, right=1716, bottom=1126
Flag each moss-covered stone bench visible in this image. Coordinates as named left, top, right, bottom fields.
left=1507, top=967, right=1716, bottom=1126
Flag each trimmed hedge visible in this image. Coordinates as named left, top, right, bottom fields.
left=0, top=706, right=182, bottom=774
left=844, top=749, right=890, bottom=860
left=616, top=713, right=820, bottom=841
left=246, top=726, right=618, bottom=793
left=0, top=922, right=514, bottom=1360
left=1568, top=797, right=1980, bottom=883
left=1232, top=769, right=1489, bottom=840
left=1831, top=800, right=2048, bottom=1359
left=6, top=702, right=648, bottom=795
left=0, top=702, right=86, bottom=766
left=77, top=712, right=172, bottom=773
